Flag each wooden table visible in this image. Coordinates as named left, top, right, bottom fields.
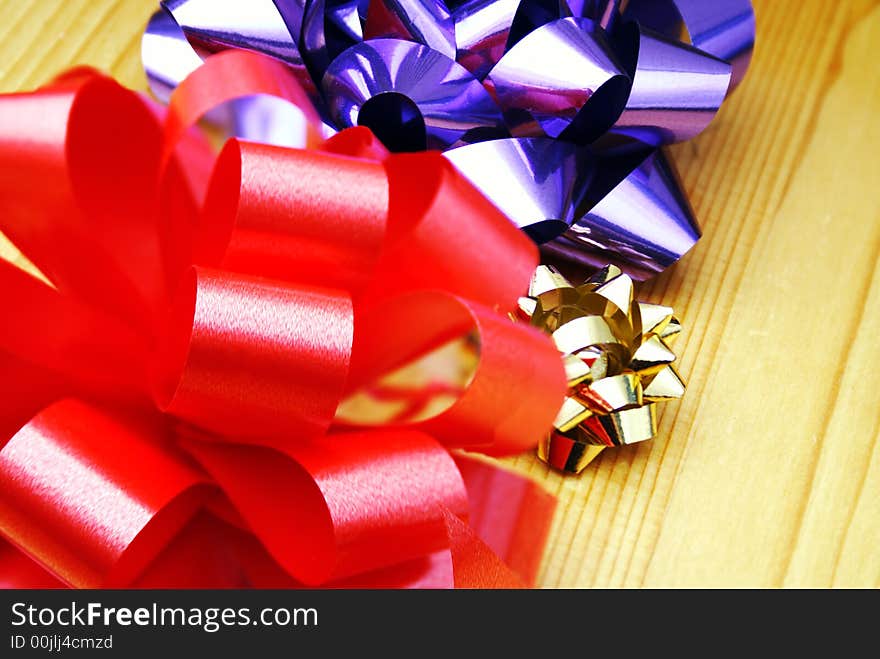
left=1, top=0, right=878, bottom=588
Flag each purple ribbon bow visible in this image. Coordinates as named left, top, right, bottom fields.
left=143, top=0, right=755, bottom=279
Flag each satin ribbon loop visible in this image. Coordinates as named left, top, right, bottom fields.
left=346, top=289, right=567, bottom=455
left=182, top=429, right=468, bottom=585
left=153, top=266, right=354, bottom=443
left=198, top=138, right=389, bottom=292
left=0, top=400, right=208, bottom=588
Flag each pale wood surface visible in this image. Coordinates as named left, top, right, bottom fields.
left=1, top=0, right=878, bottom=588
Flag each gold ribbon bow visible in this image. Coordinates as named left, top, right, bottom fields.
left=515, top=265, right=686, bottom=473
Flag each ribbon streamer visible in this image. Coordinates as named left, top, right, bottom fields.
left=0, top=53, right=568, bottom=589
left=142, top=0, right=755, bottom=278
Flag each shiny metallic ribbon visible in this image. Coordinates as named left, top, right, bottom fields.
left=142, top=0, right=755, bottom=280
left=516, top=264, right=684, bottom=473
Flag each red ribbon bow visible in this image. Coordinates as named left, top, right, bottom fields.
left=0, top=51, right=567, bottom=589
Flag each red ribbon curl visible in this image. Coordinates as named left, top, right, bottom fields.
left=0, top=50, right=566, bottom=588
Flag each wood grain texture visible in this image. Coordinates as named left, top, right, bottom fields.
left=1, top=0, right=878, bottom=588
